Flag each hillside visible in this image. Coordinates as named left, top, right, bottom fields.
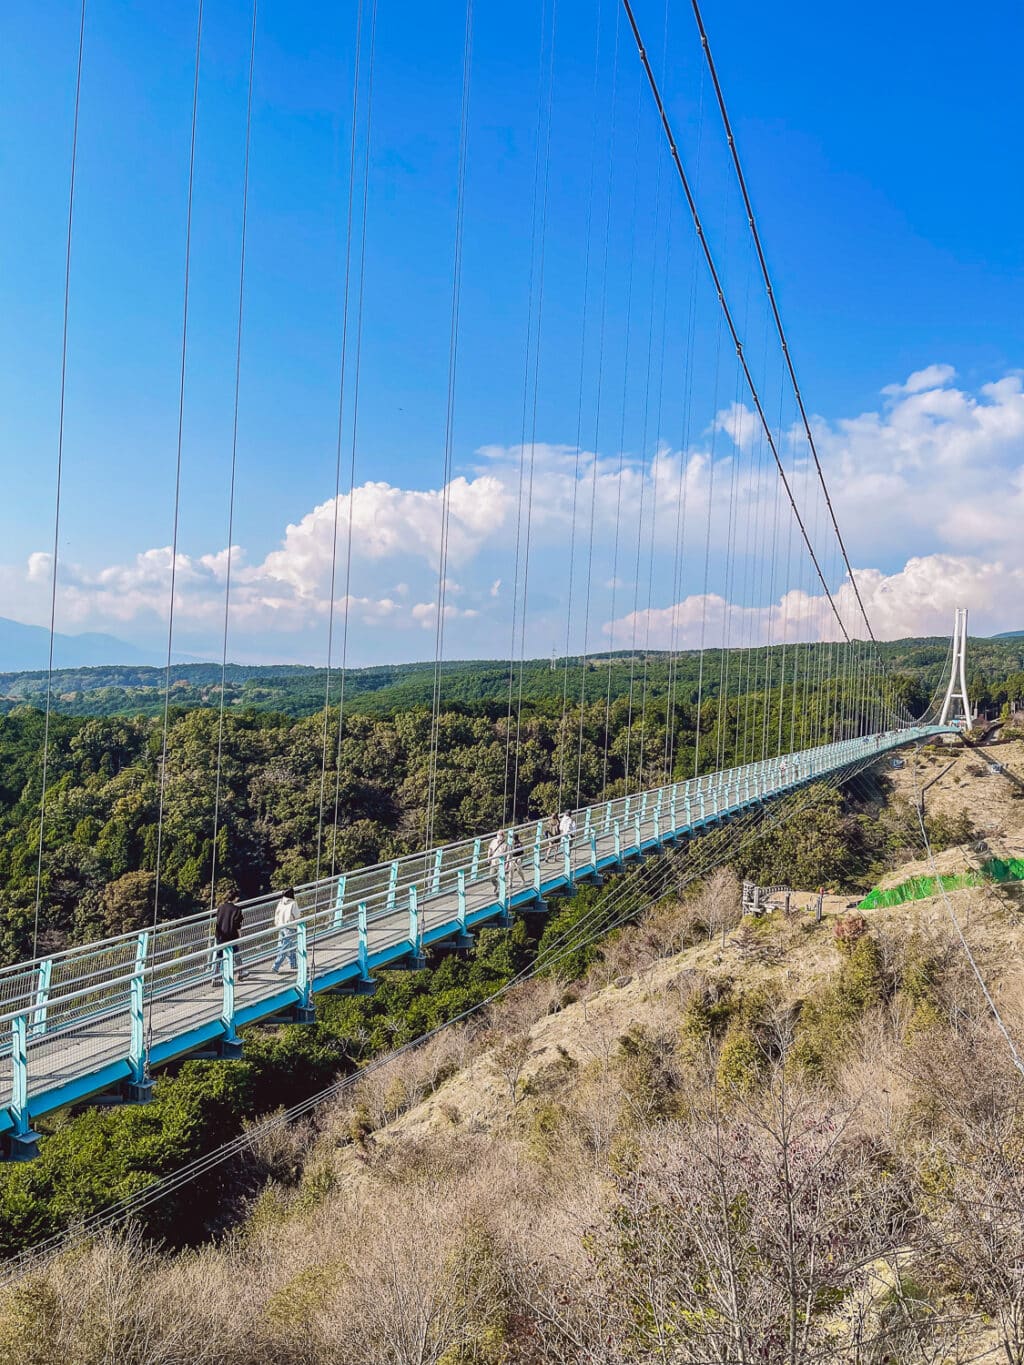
left=5, top=741, right=1024, bottom=1363
left=3, top=633, right=1024, bottom=720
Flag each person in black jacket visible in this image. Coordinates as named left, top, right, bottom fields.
left=211, top=898, right=245, bottom=983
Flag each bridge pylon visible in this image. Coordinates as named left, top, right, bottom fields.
left=938, top=607, right=973, bottom=730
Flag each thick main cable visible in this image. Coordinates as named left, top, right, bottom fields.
left=689, top=0, right=880, bottom=665
left=619, top=0, right=851, bottom=646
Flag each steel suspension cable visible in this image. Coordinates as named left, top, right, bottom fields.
left=209, top=0, right=257, bottom=910
left=503, top=0, right=555, bottom=824
left=557, top=0, right=606, bottom=815
left=511, top=0, right=558, bottom=824
left=321, top=0, right=378, bottom=885
left=149, top=0, right=204, bottom=1057
left=330, top=2, right=381, bottom=875
left=663, top=62, right=705, bottom=779
left=425, top=0, right=474, bottom=849
left=601, top=77, right=643, bottom=799
left=32, top=0, right=87, bottom=962
left=576, top=0, right=623, bottom=809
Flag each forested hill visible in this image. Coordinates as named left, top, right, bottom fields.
left=3, top=634, right=1024, bottom=720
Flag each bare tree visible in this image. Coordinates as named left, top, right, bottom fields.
left=493, top=1033, right=531, bottom=1107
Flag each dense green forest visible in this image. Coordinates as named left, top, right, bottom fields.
left=3, top=633, right=1023, bottom=719
left=0, top=637, right=1020, bottom=966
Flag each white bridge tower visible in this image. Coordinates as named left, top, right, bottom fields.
left=938, top=607, right=973, bottom=729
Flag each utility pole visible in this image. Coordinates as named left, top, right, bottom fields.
left=939, top=607, right=973, bottom=729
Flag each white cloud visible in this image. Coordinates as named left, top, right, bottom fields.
left=714, top=400, right=760, bottom=452
left=882, top=363, right=957, bottom=397
left=4, top=364, right=1024, bottom=660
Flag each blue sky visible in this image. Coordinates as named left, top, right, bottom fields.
left=2, top=0, right=1023, bottom=665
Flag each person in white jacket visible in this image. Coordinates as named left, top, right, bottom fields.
left=488, top=831, right=505, bottom=895
left=272, top=888, right=300, bottom=973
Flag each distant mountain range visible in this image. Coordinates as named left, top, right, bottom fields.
left=993, top=631, right=1024, bottom=639
left=0, top=616, right=175, bottom=670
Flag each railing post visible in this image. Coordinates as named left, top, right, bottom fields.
left=332, top=874, right=347, bottom=929
left=358, top=902, right=370, bottom=980
left=408, top=884, right=421, bottom=956
left=432, top=848, right=443, bottom=894
left=590, top=830, right=598, bottom=871
left=128, top=930, right=148, bottom=1086
left=499, top=856, right=508, bottom=908
left=533, top=841, right=542, bottom=892
left=670, top=794, right=678, bottom=832
left=604, top=801, right=612, bottom=832
left=10, top=1014, right=31, bottom=1139
left=387, top=861, right=399, bottom=911
left=31, top=958, right=52, bottom=1038
left=296, top=921, right=310, bottom=1007
left=563, top=836, right=572, bottom=881
left=584, top=808, right=593, bottom=838
left=635, top=813, right=642, bottom=851
left=221, top=945, right=237, bottom=1042
left=456, top=872, right=468, bottom=934
left=614, top=820, right=622, bottom=861
left=471, top=838, right=481, bottom=882
left=698, top=793, right=705, bottom=822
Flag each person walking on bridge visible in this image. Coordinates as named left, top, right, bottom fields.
left=272, top=888, right=300, bottom=973
left=545, top=812, right=560, bottom=861
left=488, top=831, right=505, bottom=896
left=212, top=896, right=244, bottom=983
left=509, top=829, right=528, bottom=888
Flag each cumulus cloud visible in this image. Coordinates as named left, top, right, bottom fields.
left=4, top=364, right=1024, bottom=659
left=608, top=556, right=1024, bottom=653
left=881, top=363, right=957, bottom=397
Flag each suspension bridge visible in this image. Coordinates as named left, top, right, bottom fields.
left=1, top=0, right=973, bottom=1162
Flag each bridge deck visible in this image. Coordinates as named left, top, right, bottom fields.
left=0, top=726, right=947, bottom=1148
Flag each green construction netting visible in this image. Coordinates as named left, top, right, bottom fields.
left=858, top=858, right=1024, bottom=910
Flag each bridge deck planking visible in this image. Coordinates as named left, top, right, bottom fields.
left=0, top=726, right=949, bottom=1147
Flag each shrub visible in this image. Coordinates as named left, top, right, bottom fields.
left=716, top=1025, right=764, bottom=1092
left=833, top=913, right=868, bottom=954
left=789, top=935, right=884, bottom=1082
left=615, top=1024, right=678, bottom=1127
left=681, top=975, right=734, bottom=1042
